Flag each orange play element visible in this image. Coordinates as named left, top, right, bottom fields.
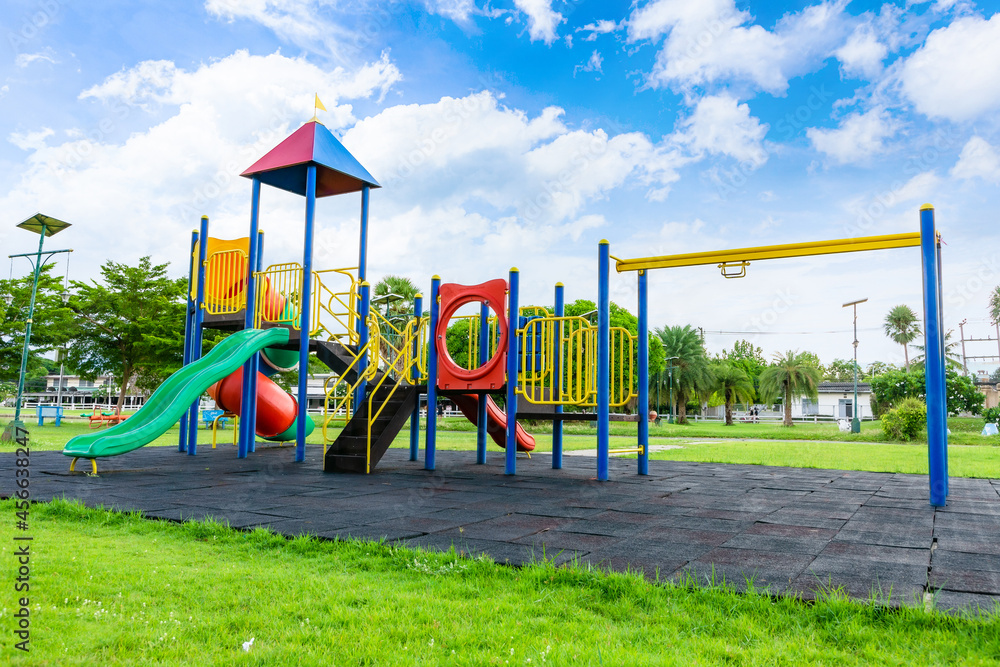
left=436, top=278, right=508, bottom=391
left=208, top=366, right=297, bottom=439
left=257, top=276, right=288, bottom=321
left=88, top=413, right=129, bottom=429
left=452, top=394, right=534, bottom=452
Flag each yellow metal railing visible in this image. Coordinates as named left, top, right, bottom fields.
left=363, top=315, right=426, bottom=473
left=516, top=316, right=637, bottom=408
left=203, top=249, right=249, bottom=315
left=252, top=264, right=359, bottom=344
left=321, top=333, right=378, bottom=450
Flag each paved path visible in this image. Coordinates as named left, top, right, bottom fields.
left=4, top=446, right=1000, bottom=614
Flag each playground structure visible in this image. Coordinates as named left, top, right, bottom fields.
left=61, top=114, right=950, bottom=506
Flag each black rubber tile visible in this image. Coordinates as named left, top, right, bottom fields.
left=757, top=511, right=847, bottom=530
left=746, top=523, right=839, bottom=540
left=330, top=522, right=427, bottom=542
left=403, top=534, right=567, bottom=566
left=688, top=547, right=815, bottom=573
left=932, top=550, right=1000, bottom=573
left=513, top=530, right=621, bottom=554
left=652, top=514, right=752, bottom=534
left=791, top=573, right=924, bottom=606
left=434, top=514, right=574, bottom=542
left=932, top=590, right=1000, bottom=616
left=820, top=541, right=929, bottom=566
left=721, top=534, right=831, bottom=556
left=930, top=569, right=1000, bottom=595
left=677, top=564, right=803, bottom=594
left=934, top=538, right=1000, bottom=557
left=806, top=555, right=927, bottom=585
left=833, top=530, right=929, bottom=549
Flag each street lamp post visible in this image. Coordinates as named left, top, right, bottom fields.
left=3, top=214, right=72, bottom=440
left=843, top=297, right=868, bottom=434
left=664, top=356, right=679, bottom=424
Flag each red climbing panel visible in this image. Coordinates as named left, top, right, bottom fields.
left=436, top=278, right=509, bottom=391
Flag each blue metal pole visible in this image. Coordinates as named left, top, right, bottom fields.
left=248, top=229, right=264, bottom=454
left=597, top=240, right=610, bottom=481
left=426, top=276, right=441, bottom=470
left=238, top=179, right=262, bottom=458
left=188, top=215, right=210, bottom=456
left=935, top=217, right=949, bottom=495
left=476, top=301, right=489, bottom=464
left=295, top=166, right=316, bottom=463
left=409, top=293, right=423, bottom=461
left=179, top=230, right=198, bottom=453
left=552, top=282, right=564, bottom=469
left=359, top=185, right=370, bottom=283
left=505, top=268, right=520, bottom=475
left=920, top=204, right=947, bottom=507
left=355, top=281, right=371, bottom=411
left=637, top=270, right=649, bottom=475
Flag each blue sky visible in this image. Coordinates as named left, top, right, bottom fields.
left=2, top=0, right=1000, bottom=371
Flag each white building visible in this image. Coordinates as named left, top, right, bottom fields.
left=791, top=381, right=873, bottom=421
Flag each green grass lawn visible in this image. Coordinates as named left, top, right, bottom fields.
left=3, top=499, right=1000, bottom=665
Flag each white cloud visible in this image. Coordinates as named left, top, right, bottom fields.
left=15, top=51, right=57, bottom=68
left=574, top=51, right=603, bottom=77
left=672, top=94, right=769, bottom=165
left=9, top=127, right=54, bottom=151
left=627, top=0, right=852, bottom=95
left=894, top=170, right=941, bottom=202
left=899, top=14, right=1000, bottom=122
left=0, top=50, right=401, bottom=278
left=576, top=19, right=619, bottom=41
left=344, top=90, right=688, bottom=224
left=420, top=0, right=478, bottom=23
left=806, top=107, right=896, bottom=164
left=835, top=22, right=887, bottom=78
left=512, top=0, right=564, bottom=45
left=951, top=137, right=1000, bottom=184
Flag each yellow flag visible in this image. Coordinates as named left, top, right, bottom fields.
left=314, top=94, right=327, bottom=112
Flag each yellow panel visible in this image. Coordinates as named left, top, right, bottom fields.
left=614, top=232, right=922, bottom=273
left=190, top=237, right=251, bottom=300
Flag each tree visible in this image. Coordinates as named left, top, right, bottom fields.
left=910, top=329, right=963, bottom=371
left=758, top=350, right=822, bottom=427
left=991, top=367, right=1000, bottom=383
left=883, top=304, right=921, bottom=371
left=825, top=358, right=861, bottom=382
left=67, top=257, right=187, bottom=414
left=372, top=275, right=420, bottom=324
left=711, top=360, right=755, bottom=426
left=990, top=286, right=1000, bottom=327
left=720, top=339, right=765, bottom=402
left=654, top=324, right=712, bottom=424
left=0, top=263, right=75, bottom=383
left=870, top=368, right=984, bottom=417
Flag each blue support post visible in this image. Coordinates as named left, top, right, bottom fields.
left=187, top=215, right=210, bottom=456
left=597, top=240, right=610, bottom=481
left=409, top=293, right=423, bottom=461
left=296, top=166, right=317, bottom=463
left=239, top=178, right=262, bottom=458
left=179, top=231, right=198, bottom=453
left=637, top=270, right=649, bottom=475
left=248, top=229, right=264, bottom=454
left=552, top=283, right=564, bottom=469
left=936, top=238, right=949, bottom=492
left=920, top=204, right=947, bottom=507
left=359, top=185, right=370, bottom=283
left=355, top=282, right=371, bottom=411
left=505, top=268, right=520, bottom=475
left=426, top=276, right=441, bottom=470
left=476, top=301, right=489, bottom=464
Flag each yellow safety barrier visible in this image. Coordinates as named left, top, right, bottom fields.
left=203, top=248, right=250, bottom=315
left=253, top=264, right=360, bottom=344
left=516, top=316, right=636, bottom=408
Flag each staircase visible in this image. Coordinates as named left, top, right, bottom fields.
left=314, top=339, right=370, bottom=384
left=324, top=383, right=418, bottom=473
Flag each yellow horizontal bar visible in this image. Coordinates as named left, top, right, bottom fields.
left=609, top=447, right=645, bottom=454
left=615, top=232, right=922, bottom=273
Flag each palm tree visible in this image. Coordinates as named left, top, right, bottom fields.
left=883, top=304, right=921, bottom=371
left=758, top=350, right=822, bottom=427
left=910, top=329, right=963, bottom=371
left=711, top=360, right=755, bottom=426
left=654, top=325, right=713, bottom=424
left=990, top=286, right=1000, bottom=326
left=372, top=275, right=420, bottom=375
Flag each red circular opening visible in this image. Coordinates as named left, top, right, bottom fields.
left=436, top=292, right=508, bottom=382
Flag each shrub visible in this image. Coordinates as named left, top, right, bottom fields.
left=984, top=406, right=1000, bottom=427
left=880, top=397, right=927, bottom=442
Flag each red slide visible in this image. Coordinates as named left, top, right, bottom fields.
left=207, top=366, right=313, bottom=441
left=451, top=394, right=535, bottom=452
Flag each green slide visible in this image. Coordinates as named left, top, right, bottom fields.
left=63, top=328, right=291, bottom=460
